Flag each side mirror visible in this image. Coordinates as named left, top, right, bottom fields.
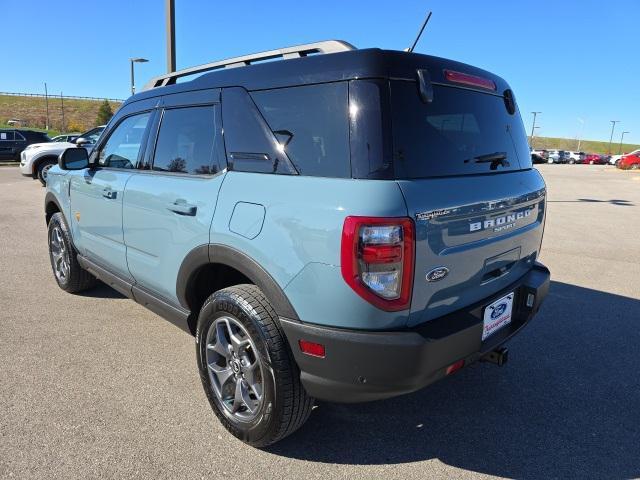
left=59, top=147, right=89, bottom=170
left=75, top=137, right=90, bottom=146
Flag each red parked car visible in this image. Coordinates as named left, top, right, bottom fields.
left=617, top=150, right=640, bottom=169
left=583, top=153, right=606, bottom=165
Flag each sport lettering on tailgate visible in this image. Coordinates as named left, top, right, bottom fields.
left=469, top=207, right=534, bottom=233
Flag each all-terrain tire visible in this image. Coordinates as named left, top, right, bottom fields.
left=196, top=284, right=313, bottom=447
left=47, top=212, right=98, bottom=292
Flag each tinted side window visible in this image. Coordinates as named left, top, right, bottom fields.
left=221, top=87, right=296, bottom=175
left=98, top=112, right=151, bottom=169
left=349, top=79, right=393, bottom=180
left=251, top=83, right=350, bottom=178
left=152, top=106, right=220, bottom=175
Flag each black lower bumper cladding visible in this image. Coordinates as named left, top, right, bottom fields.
left=280, top=262, right=550, bottom=403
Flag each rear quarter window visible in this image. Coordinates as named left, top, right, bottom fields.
left=391, top=82, right=531, bottom=178
left=251, top=83, right=350, bottom=178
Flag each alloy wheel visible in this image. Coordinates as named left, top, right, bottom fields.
left=205, top=316, right=264, bottom=422
left=41, top=163, right=54, bottom=182
left=50, top=226, right=70, bottom=283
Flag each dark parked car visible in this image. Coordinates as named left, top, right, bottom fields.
left=0, top=129, right=50, bottom=161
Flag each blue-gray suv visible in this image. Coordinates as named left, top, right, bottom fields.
left=44, top=41, right=550, bottom=447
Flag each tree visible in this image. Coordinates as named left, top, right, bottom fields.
left=96, top=100, right=114, bottom=125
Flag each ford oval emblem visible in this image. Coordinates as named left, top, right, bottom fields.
left=491, top=303, right=507, bottom=319
left=426, top=267, right=449, bottom=282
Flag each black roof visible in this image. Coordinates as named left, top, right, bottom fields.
left=128, top=48, right=511, bottom=106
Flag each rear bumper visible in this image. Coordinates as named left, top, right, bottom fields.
left=280, top=262, right=550, bottom=403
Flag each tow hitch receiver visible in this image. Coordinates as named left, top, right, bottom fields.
left=481, top=347, right=509, bottom=366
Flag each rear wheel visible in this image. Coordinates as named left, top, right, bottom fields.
left=632, top=163, right=640, bottom=170
left=196, top=284, right=313, bottom=447
left=38, top=159, right=57, bottom=186
left=48, top=213, right=97, bottom=292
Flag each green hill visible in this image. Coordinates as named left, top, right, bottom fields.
left=530, top=136, right=639, bottom=155
left=0, top=94, right=121, bottom=136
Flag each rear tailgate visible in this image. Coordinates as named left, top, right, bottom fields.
left=397, top=172, right=545, bottom=327
left=389, top=78, right=546, bottom=327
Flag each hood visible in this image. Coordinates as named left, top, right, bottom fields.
left=39, top=141, right=76, bottom=151
left=26, top=141, right=77, bottom=155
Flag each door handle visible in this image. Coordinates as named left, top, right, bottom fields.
left=167, top=200, right=197, bottom=216
left=102, top=188, right=117, bottom=199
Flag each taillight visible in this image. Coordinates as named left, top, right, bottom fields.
left=341, top=216, right=415, bottom=311
left=444, top=69, right=497, bottom=91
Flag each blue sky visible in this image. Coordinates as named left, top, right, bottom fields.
left=4, top=0, right=639, bottom=144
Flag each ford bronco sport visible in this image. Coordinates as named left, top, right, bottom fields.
left=44, top=41, right=550, bottom=447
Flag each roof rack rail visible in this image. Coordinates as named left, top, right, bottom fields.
left=141, top=40, right=356, bottom=91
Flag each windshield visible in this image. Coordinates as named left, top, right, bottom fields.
left=391, top=82, right=531, bottom=178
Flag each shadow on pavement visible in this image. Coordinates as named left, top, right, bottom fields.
left=268, top=281, right=640, bottom=479
left=76, top=281, right=126, bottom=299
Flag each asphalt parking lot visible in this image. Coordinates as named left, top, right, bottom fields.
left=0, top=164, right=638, bottom=479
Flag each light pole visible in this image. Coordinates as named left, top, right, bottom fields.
left=44, top=82, right=50, bottom=130
left=607, top=120, right=620, bottom=154
left=618, top=131, right=629, bottom=154
left=576, top=118, right=585, bottom=151
left=531, top=126, right=540, bottom=148
left=130, top=58, right=149, bottom=95
left=60, top=92, right=65, bottom=132
left=530, top=112, right=541, bottom=145
left=166, top=0, right=176, bottom=73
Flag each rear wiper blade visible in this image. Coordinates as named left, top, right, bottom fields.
left=464, top=152, right=510, bottom=170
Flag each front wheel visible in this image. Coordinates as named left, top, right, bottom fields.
left=196, top=284, right=313, bottom=447
left=48, top=213, right=97, bottom=292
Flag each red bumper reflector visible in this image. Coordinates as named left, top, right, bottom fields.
left=446, top=359, right=465, bottom=375
left=299, top=340, right=325, bottom=358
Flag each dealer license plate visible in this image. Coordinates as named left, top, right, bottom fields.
left=482, top=292, right=514, bottom=341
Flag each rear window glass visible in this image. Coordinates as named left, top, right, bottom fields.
left=391, top=82, right=531, bottom=178
left=251, top=83, right=350, bottom=178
